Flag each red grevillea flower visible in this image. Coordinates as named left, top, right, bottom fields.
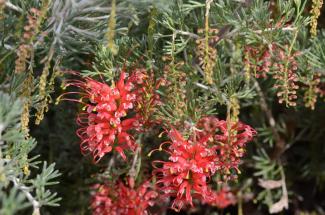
left=153, top=117, right=256, bottom=211
left=154, top=128, right=218, bottom=211
left=64, top=71, right=145, bottom=162
left=91, top=179, right=158, bottom=215
left=197, top=117, right=257, bottom=180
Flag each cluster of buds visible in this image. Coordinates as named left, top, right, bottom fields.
left=303, top=74, right=321, bottom=110
left=154, top=116, right=255, bottom=211
left=63, top=70, right=158, bottom=162
left=134, top=69, right=164, bottom=128
left=319, top=82, right=325, bottom=99
left=15, top=4, right=49, bottom=74
left=273, top=46, right=300, bottom=106
left=244, top=46, right=272, bottom=79
left=244, top=44, right=300, bottom=106
left=161, top=58, right=188, bottom=125
left=91, top=178, right=158, bottom=215
left=15, top=8, right=41, bottom=73
left=196, top=28, right=219, bottom=84
left=0, top=0, right=5, bottom=21
left=229, top=96, right=240, bottom=124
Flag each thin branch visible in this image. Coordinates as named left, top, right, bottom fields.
left=175, top=30, right=200, bottom=39
left=3, top=44, right=14, bottom=50
left=107, top=155, right=115, bottom=173
left=73, top=15, right=109, bottom=22
left=195, top=82, right=213, bottom=91
left=254, top=79, right=285, bottom=160
left=253, top=26, right=297, bottom=34
left=128, top=147, right=141, bottom=179
left=10, top=176, right=40, bottom=215
left=194, top=78, right=230, bottom=102
left=5, top=1, right=23, bottom=13
left=194, top=64, right=205, bottom=76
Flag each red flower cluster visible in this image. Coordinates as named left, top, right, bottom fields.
left=244, top=44, right=300, bottom=106
left=91, top=179, right=158, bottom=215
left=154, top=117, right=255, bottom=211
left=64, top=68, right=257, bottom=213
left=197, top=117, right=257, bottom=179
left=154, top=127, right=218, bottom=211
left=65, top=71, right=146, bottom=162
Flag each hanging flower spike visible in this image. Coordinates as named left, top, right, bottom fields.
left=64, top=71, right=144, bottom=163
left=133, top=69, right=163, bottom=129
left=154, top=127, right=218, bottom=212
left=310, top=0, right=324, bottom=37
left=273, top=46, right=300, bottom=107
left=91, top=179, right=158, bottom=215
left=244, top=45, right=272, bottom=79
left=303, top=74, right=321, bottom=110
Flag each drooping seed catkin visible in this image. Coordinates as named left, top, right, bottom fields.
left=310, top=0, right=323, bottom=37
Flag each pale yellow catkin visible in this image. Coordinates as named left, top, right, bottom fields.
left=106, top=0, right=117, bottom=55
left=21, top=72, right=33, bottom=137
left=304, top=75, right=320, bottom=110
left=35, top=46, right=54, bottom=125
left=0, top=0, right=5, bottom=20
left=203, top=0, right=214, bottom=84
left=310, top=0, right=323, bottom=37
left=230, top=96, right=240, bottom=123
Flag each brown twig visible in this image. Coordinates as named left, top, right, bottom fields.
left=254, top=80, right=286, bottom=160
left=128, top=146, right=141, bottom=179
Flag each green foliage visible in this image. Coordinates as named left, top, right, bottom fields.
left=1, top=0, right=325, bottom=214
left=0, top=92, right=61, bottom=214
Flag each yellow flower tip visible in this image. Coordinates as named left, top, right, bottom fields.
left=23, top=165, right=30, bottom=176
left=157, top=146, right=161, bottom=151
left=158, top=131, right=164, bottom=138
left=238, top=148, right=244, bottom=153
left=0, top=174, right=6, bottom=182
left=236, top=168, right=241, bottom=174
left=185, top=171, right=190, bottom=179
left=206, top=77, right=213, bottom=85
left=55, top=98, right=61, bottom=105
